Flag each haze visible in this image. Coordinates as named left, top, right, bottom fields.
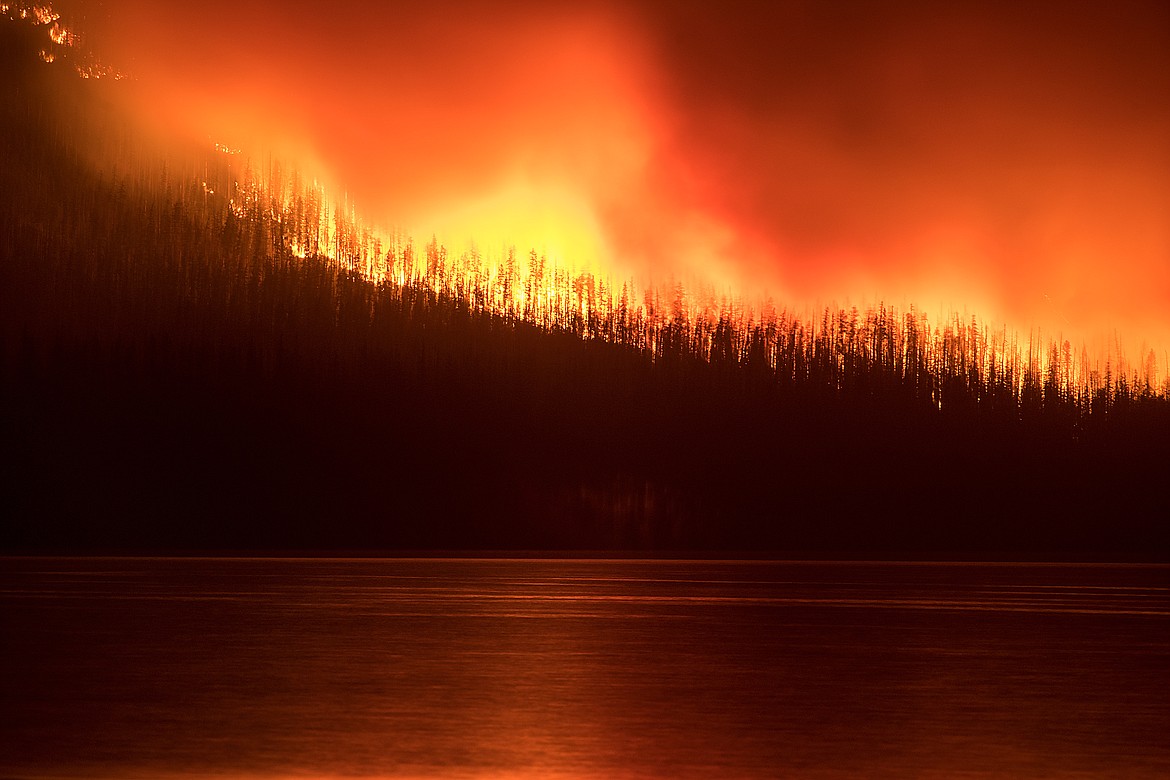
left=74, top=0, right=1170, bottom=357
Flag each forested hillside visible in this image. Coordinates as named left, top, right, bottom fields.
left=2, top=15, right=1167, bottom=557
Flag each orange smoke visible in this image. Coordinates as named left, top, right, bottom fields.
left=80, top=0, right=1170, bottom=364
left=632, top=1, right=1170, bottom=357
left=90, top=1, right=658, bottom=280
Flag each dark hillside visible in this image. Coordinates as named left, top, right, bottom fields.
left=2, top=20, right=1167, bottom=558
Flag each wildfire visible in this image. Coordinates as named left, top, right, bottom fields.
left=47, top=19, right=68, bottom=44
left=202, top=142, right=1167, bottom=403
left=419, top=181, right=612, bottom=280
left=8, top=0, right=1168, bottom=403
left=4, top=0, right=127, bottom=80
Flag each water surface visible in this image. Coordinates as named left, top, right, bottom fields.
left=2, top=557, right=1168, bottom=778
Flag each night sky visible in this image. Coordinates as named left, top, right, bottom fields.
left=73, top=0, right=1170, bottom=357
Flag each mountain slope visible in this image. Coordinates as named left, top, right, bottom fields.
left=2, top=17, right=1167, bottom=557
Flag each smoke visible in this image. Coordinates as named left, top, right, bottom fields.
left=636, top=1, right=1170, bottom=344
left=84, top=0, right=1170, bottom=353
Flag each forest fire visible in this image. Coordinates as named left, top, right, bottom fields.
left=193, top=141, right=1162, bottom=407
left=5, top=9, right=1170, bottom=780
left=5, top=0, right=1169, bottom=405
left=4, top=1, right=123, bottom=78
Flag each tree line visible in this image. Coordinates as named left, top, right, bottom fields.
left=3, top=16, right=1167, bottom=556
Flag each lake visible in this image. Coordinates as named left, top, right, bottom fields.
left=2, top=557, right=1167, bottom=778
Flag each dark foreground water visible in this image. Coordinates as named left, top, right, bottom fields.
left=1, top=558, right=1167, bottom=779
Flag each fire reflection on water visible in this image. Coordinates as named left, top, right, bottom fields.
left=1, top=558, right=1168, bottom=779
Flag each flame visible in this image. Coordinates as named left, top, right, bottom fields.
left=417, top=180, right=611, bottom=278
left=8, top=0, right=1169, bottom=395
left=4, top=1, right=127, bottom=79
left=203, top=138, right=1169, bottom=396
left=47, top=18, right=67, bottom=44
left=3, top=3, right=58, bottom=29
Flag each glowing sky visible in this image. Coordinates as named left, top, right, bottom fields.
left=73, top=0, right=1170, bottom=352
